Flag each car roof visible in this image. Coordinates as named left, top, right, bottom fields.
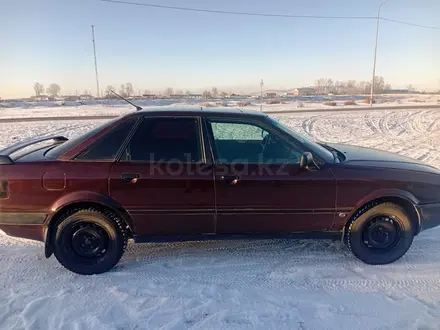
left=124, top=107, right=268, bottom=119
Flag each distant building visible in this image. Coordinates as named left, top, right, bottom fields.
left=30, top=95, right=51, bottom=101
left=63, top=95, right=80, bottom=101
left=280, top=92, right=296, bottom=97
left=186, top=94, right=202, bottom=99
left=79, top=94, right=94, bottom=100
left=383, top=89, right=409, bottom=94
left=264, top=92, right=278, bottom=98
left=170, top=94, right=186, bottom=99
left=293, top=88, right=316, bottom=96
left=142, top=94, right=156, bottom=99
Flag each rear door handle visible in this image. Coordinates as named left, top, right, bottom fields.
left=121, top=173, right=140, bottom=184
left=220, top=175, right=240, bottom=185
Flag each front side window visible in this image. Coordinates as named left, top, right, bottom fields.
left=122, top=117, right=202, bottom=163
left=267, top=117, right=334, bottom=163
left=208, top=120, right=303, bottom=164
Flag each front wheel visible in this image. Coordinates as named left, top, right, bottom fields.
left=53, top=208, right=127, bottom=275
left=347, top=202, right=415, bottom=265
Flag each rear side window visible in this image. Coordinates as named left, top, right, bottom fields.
left=76, top=118, right=137, bottom=161
left=122, top=117, right=202, bottom=163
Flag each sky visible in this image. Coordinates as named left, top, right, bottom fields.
left=1, top=0, right=439, bottom=98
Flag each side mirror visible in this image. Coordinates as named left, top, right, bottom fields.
left=300, top=152, right=314, bottom=169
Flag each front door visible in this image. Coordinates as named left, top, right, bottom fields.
left=109, top=116, right=215, bottom=236
left=206, top=118, right=336, bottom=234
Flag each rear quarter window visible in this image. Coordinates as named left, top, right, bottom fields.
left=45, top=116, right=123, bottom=159
left=75, top=118, right=138, bottom=161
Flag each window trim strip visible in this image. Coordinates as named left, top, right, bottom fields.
left=116, top=115, right=207, bottom=165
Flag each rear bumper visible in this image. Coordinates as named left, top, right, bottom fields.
left=0, top=224, right=46, bottom=242
left=417, top=203, right=440, bottom=232
left=0, top=213, right=47, bottom=242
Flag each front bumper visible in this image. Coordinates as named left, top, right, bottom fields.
left=417, top=203, right=440, bottom=232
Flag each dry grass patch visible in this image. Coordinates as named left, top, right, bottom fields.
left=200, top=102, right=215, bottom=107
left=237, top=101, right=251, bottom=107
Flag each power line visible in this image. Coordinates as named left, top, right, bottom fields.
left=99, top=0, right=374, bottom=20
left=380, top=17, right=440, bottom=30
left=99, top=0, right=440, bottom=30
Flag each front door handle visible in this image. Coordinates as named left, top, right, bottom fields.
left=220, top=175, right=240, bottom=185
left=121, top=173, right=140, bottom=184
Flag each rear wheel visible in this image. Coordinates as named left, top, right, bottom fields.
left=347, top=202, right=415, bottom=265
left=53, top=208, right=127, bottom=275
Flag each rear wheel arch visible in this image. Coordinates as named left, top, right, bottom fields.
left=52, top=208, right=128, bottom=274
left=45, top=196, right=134, bottom=258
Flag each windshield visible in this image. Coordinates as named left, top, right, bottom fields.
left=45, top=117, right=121, bottom=159
left=267, top=117, right=334, bottom=163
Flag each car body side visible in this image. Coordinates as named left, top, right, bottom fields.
left=1, top=110, right=440, bottom=256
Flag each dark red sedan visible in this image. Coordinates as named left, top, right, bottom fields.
left=1, top=108, right=440, bottom=274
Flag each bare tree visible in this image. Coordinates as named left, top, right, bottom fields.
left=347, top=80, right=357, bottom=88
left=202, top=90, right=212, bottom=98
left=119, top=84, right=127, bottom=97
left=337, top=80, right=357, bottom=95
left=333, top=81, right=343, bottom=95
left=314, top=79, right=322, bottom=95
left=185, top=90, right=191, bottom=96
left=46, top=83, right=61, bottom=97
left=373, top=76, right=385, bottom=94
left=357, top=81, right=366, bottom=94
left=327, top=79, right=334, bottom=94
left=220, top=91, right=228, bottom=98
left=315, top=78, right=333, bottom=95
left=105, top=85, right=114, bottom=98
left=125, top=83, right=134, bottom=97
left=356, top=81, right=369, bottom=94
left=359, top=81, right=372, bottom=95
left=163, top=87, right=174, bottom=97
left=406, top=84, right=415, bottom=93
left=212, top=87, right=218, bottom=98
left=143, top=89, right=151, bottom=95
left=33, top=82, right=44, bottom=96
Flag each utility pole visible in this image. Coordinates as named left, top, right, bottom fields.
left=260, top=79, right=264, bottom=111
left=370, top=0, right=390, bottom=107
left=91, top=25, right=100, bottom=98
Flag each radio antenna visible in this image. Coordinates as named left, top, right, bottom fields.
left=111, top=90, right=143, bottom=111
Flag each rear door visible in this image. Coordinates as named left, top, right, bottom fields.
left=205, top=118, right=336, bottom=234
left=109, top=116, right=216, bottom=236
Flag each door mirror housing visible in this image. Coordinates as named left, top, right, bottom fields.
left=300, top=152, right=314, bottom=169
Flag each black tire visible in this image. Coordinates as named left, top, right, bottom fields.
left=347, top=202, right=415, bottom=265
left=53, top=208, right=127, bottom=275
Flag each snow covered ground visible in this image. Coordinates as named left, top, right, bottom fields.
left=0, top=94, right=438, bottom=119
left=2, top=107, right=440, bottom=329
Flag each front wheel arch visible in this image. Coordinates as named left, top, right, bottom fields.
left=344, top=196, right=420, bottom=237
left=346, top=202, right=415, bottom=264
left=45, top=200, right=133, bottom=258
